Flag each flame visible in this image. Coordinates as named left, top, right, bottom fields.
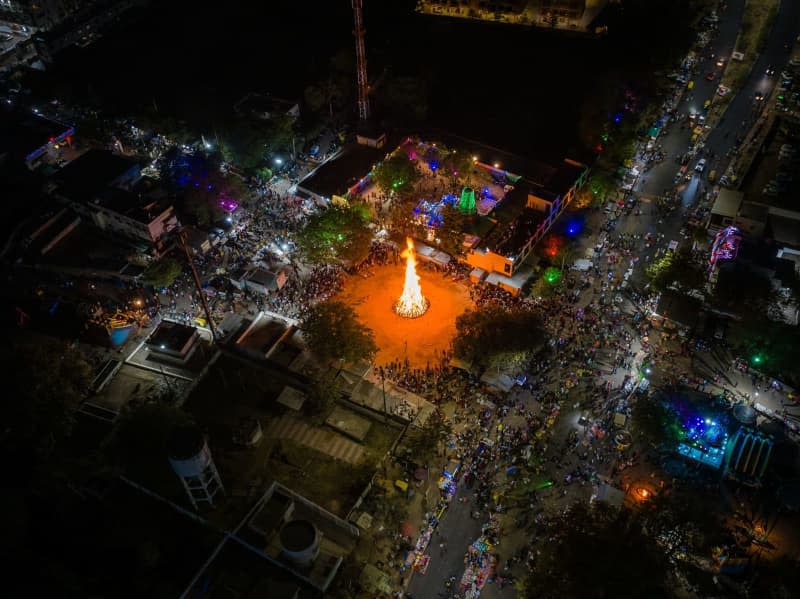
left=394, top=237, right=429, bottom=318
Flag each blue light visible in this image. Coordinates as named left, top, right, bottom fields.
left=613, top=112, right=623, bottom=124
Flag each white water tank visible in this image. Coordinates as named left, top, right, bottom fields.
left=168, top=425, right=212, bottom=478
left=279, top=520, right=320, bottom=566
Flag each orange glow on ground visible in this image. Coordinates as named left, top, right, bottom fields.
left=394, top=237, right=429, bottom=318
left=334, top=263, right=471, bottom=368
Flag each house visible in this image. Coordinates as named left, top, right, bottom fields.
left=707, top=189, right=743, bottom=234
left=245, top=267, right=288, bottom=295
left=182, top=482, right=360, bottom=594
left=145, top=320, right=200, bottom=364
left=230, top=267, right=288, bottom=295
left=464, top=158, right=588, bottom=288
left=52, top=150, right=177, bottom=250
left=0, top=107, right=74, bottom=168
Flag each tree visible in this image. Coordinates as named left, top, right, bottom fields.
left=219, top=121, right=268, bottom=170
left=523, top=502, right=671, bottom=599
left=646, top=250, right=706, bottom=293
left=437, top=204, right=471, bottom=256
left=630, top=396, right=682, bottom=449
left=295, top=204, right=373, bottom=266
left=307, top=372, right=341, bottom=422
left=453, top=306, right=546, bottom=369
left=406, top=409, right=451, bottom=461
left=142, top=257, right=183, bottom=288
left=302, top=300, right=377, bottom=365
left=263, top=113, right=296, bottom=153
left=303, top=84, right=327, bottom=113
left=372, top=154, right=420, bottom=195
left=378, top=75, right=429, bottom=121
left=442, top=150, right=477, bottom=186
left=106, top=402, right=191, bottom=487
left=1, top=342, right=91, bottom=475
left=181, top=167, right=248, bottom=226
left=639, top=489, right=727, bottom=559
left=576, top=170, right=616, bottom=208
left=713, top=262, right=774, bottom=314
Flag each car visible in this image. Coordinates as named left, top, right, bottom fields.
left=695, top=158, right=707, bottom=173
left=755, top=91, right=764, bottom=101
left=706, top=72, right=716, bottom=81
left=717, top=85, right=730, bottom=96
left=703, top=99, right=712, bottom=109
left=766, top=65, right=776, bottom=76
left=716, top=57, right=726, bottom=67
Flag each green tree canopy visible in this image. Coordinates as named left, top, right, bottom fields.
left=302, top=300, right=377, bottom=365
left=523, top=502, right=671, bottom=599
left=437, top=204, right=471, bottom=257
left=2, top=341, right=91, bottom=474
left=441, top=150, right=476, bottom=185
left=405, top=409, right=451, bottom=461
left=307, top=371, right=341, bottom=423
left=106, top=402, right=191, bottom=488
left=630, top=396, right=682, bottom=449
left=378, top=75, right=429, bottom=121
left=142, top=257, right=183, bottom=288
left=295, top=204, right=373, bottom=266
left=646, top=250, right=706, bottom=293
left=576, top=170, right=617, bottom=208
left=181, top=168, right=247, bottom=226
left=219, top=121, right=267, bottom=170
left=453, top=306, right=546, bottom=369
left=372, top=154, right=420, bottom=195
left=712, top=262, right=774, bottom=314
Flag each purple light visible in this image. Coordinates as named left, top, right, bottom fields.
left=219, top=199, right=239, bottom=212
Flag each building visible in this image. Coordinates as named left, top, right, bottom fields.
left=145, top=320, right=200, bottom=364
left=416, top=0, right=603, bottom=32
left=230, top=267, right=288, bottom=295
left=464, top=157, right=588, bottom=288
left=296, top=139, right=394, bottom=206
left=0, top=107, right=74, bottom=168
left=707, top=189, right=743, bottom=234
left=723, top=427, right=773, bottom=487
left=0, top=0, right=84, bottom=30
left=52, top=149, right=177, bottom=250
left=539, top=0, right=586, bottom=21
left=0, top=0, right=147, bottom=63
left=234, top=92, right=300, bottom=121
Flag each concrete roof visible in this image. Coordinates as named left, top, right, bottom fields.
left=711, top=189, right=744, bottom=218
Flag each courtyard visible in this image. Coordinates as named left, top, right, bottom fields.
left=334, top=262, right=472, bottom=368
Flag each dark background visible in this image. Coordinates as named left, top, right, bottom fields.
left=24, top=0, right=697, bottom=159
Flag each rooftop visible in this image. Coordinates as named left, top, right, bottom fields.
left=297, top=140, right=396, bottom=201
left=92, top=186, right=172, bottom=224
left=0, top=106, right=73, bottom=162
left=55, top=149, right=139, bottom=199
left=146, top=320, right=197, bottom=352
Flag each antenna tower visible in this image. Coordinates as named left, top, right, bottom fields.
left=352, top=0, right=370, bottom=121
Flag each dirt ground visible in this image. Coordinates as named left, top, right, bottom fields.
left=334, top=263, right=472, bottom=368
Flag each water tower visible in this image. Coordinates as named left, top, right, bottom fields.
left=167, top=424, right=224, bottom=509
left=280, top=519, right=321, bottom=567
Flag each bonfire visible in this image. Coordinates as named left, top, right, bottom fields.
left=394, top=237, right=429, bottom=318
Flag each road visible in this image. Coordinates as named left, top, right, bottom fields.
left=406, top=3, right=800, bottom=596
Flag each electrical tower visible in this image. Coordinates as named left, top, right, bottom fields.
left=352, top=0, right=370, bottom=121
